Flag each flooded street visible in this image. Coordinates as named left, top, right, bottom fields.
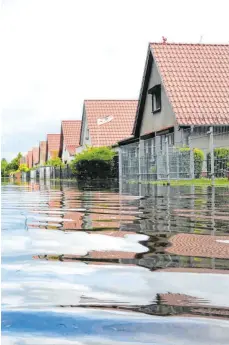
left=2, top=180, right=229, bottom=344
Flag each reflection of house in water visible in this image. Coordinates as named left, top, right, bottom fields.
left=61, top=189, right=84, bottom=209
left=63, top=212, right=83, bottom=230
left=155, top=291, right=229, bottom=319
left=121, top=182, right=229, bottom=258
left=165, top=233, right=229, bottom=259
left=36, top=188, right=147, bottom=261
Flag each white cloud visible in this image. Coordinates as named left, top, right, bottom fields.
left=1, top=0, right=229, bottom=159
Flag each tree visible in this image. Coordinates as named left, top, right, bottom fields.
left=6, top=152, right=23, bottom=172
left=1, top=158, right=8, bottom=177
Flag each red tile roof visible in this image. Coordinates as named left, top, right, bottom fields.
left=32, top=147, right=39, bottom=165
left=62, top=120, right=81, bottom=155
left=47, top=134, right=61, bottom=158
left=24, top=154, right=28, bottom=166
left=150, top=43, right=229, bottom=125
left=83, top=100, right=138, bottom=146
left=27, top=151, right=33, bottom=169
left=39, top=141, right=47, bottom=164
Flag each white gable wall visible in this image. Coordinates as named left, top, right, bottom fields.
left=80, top=110, right=92, bottom=148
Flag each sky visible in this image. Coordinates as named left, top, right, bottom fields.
left=1, top=0, right=229, bottom=161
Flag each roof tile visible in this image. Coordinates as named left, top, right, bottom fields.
left=150, top=43, right=229, bottom=125
left=39, top=141, right=47, bottom=164
left=84, top=100, right=138, bottom=146
left=47, top=134, right=61, bottom=158
left=32, top=147, right=39, bottom=165
left=62, top=120, right=81, bottom=155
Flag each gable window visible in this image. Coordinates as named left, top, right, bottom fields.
left=85, top=128, right=89, bottom=140
left=148, top=84, right=161, bottom=114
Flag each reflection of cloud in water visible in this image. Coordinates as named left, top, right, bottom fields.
left=2, top=310, right=229, bottom=345
left=2, top=230, right=148, bottom=256
left=2, top=261, right=229, bottom=308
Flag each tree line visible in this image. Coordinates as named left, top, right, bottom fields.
left=1, top=153, right=22, bottom=177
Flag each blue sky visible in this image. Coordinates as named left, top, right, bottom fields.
left=1, top=0, right=229, bottom=160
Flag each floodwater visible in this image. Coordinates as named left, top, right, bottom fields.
left=2, top=179, right=229, bottom=345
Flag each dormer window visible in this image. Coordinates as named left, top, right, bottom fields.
left=148, top=84, right=161, bottom=114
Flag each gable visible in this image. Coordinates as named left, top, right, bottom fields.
left=80, top=107, right=91, bottom=147
left=139, top=51, right=176, bottom=136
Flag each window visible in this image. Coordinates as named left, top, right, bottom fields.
left=148, top=84, right=161, bottom=113
left=167, top=133, right=174, bottom=146
left=160, top=134, right=166, bottom=150
left=159, top=132, right=174, bottom=150
left=85, top=128, right=89, bottom=140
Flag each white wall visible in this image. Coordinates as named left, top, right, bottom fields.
left=80, top=110, right=91, bottom=148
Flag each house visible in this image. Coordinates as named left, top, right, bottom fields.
left=19, top=155, right=27, bottom=165
left=46, top=134, right=61, bottom=161
left=39, top=141, right=47, bottom=165
left=60, top=120, right=81, bottom=163
left=32, top=147, right=40, bottom=167
left=119, top=42, right=229, bottom=179
left=27, top=151, right=33, bottom=169
left=78, top=100, right=138, bottom=152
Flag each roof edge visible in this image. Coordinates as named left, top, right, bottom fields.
left=150, top=42, right=229, bottom=46
left=84, top=99, right=138, bottom=102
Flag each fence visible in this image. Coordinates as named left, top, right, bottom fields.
left=21, top=165, right=74, bottom=182
left=120, top=128, right=229, bottom=183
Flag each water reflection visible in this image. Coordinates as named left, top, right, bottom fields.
left=2, top=180, right=229, bottom=344
left=3, top=309, right=229, bottom=345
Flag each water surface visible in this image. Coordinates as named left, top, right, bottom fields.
left=2, top=180, right=229, bottom=344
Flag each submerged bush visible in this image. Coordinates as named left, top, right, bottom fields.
left=71, top=146, right=117, bottom=179
left=179, top=147, right=204, bottom=178
left=194, top=148, right=204, bottom=178
left=207, top=148, right=229, bottom=177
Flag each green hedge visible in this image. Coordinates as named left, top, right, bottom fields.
left=71, top=146, right=118, bottom=179
left=179, top=148, right=204, bottom=178
left=207, top=148, right=229, bottom=177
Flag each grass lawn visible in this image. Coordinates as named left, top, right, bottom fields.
left=128, top=178, right=229, bottom=187
left=148, top=178, right=229, bottom=187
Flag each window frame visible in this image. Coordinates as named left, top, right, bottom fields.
left=85, top=128, right=89, bottom=140
left=148, top=84, right=161, bottom=114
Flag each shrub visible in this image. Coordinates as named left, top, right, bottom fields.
left=19, top=164, right=30, bottom=172
left=207, top=148, right=229, bottom=177
left=46, top=157, right=64, bottom=167
left=194, top=148, right=204, bottom=178
left=179, top=147, right=204, bottom=178
left=71, top=146, right=117, bottom=179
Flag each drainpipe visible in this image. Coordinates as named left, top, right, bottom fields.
left=188, top=126, right=195, bottom=179
left=138, top=138, right=143, bottom=184
left=209, top=126, right=214, bottom=185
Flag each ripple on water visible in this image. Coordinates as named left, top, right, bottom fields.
left=2, top=181, right=229, bottom=344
